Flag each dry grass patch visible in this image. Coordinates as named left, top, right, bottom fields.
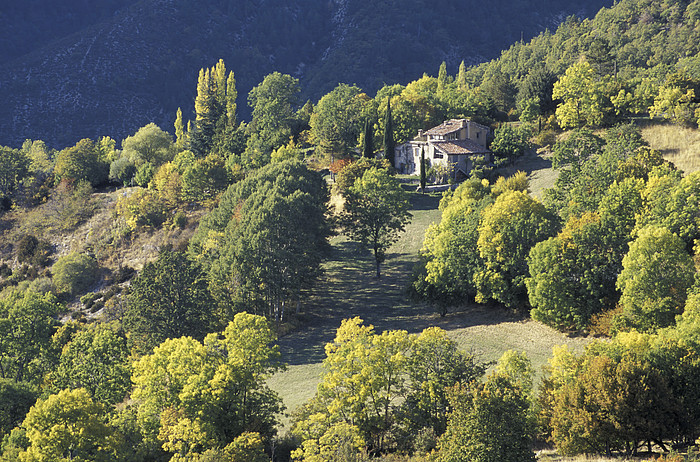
left=642, top=121, right=700, bottom=173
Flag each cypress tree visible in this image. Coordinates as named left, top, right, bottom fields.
left=420, top=147, right=426, bottom=193
left=362, top=118, right=374, bottom=158
left=383, top=98, right=395, bottom=168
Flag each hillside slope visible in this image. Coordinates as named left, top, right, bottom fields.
left=0, top=0, right=611, bottom=148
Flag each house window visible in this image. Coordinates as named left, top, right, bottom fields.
left=434, top=153, right=443, bottom=159
left=476, top=132, right=480, bottom=138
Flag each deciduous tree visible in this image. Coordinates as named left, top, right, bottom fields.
left=123, top=248, right=216, bottom=353
left=43, top=322, right=131, bottom=406
left=310, top=83, right=369, bottom=157
left=131, top=313, right=283, bottom=457
left=475, top=190, right=558, bottom=309
left=434, top=372, right=534, bottom=462
left=527, top=213, right=621, bottom=331
left=553, top=61, right=607, bottom=129
left=244, top=72, right=300, bottom=166
left=341, top=168, right=411, bottom=278
left=19, top=388, right=120, bottom=462
left=0, top=290, right=61, bottom=383
left=616, top=225, right=695, bottom=332
left=54, top=139, right=109, bottom=186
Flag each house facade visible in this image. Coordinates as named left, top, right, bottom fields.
left=395, top=119, right=491, bottom=180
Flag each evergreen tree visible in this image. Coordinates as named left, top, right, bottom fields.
left=420, top=147, right=426, bottom=193
left=362, top=117, right=374, bottom=158
left=383, top=98, right=396, bottom=168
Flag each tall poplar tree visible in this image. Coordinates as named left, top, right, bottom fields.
left=383, top=98, right=395, bottom=168
left=437, top=61, right=448, bottom=94
left=192, top=68, right=216, bottom=155
left=226, top=71, right=238, bottom=127
left=212, top=58, right=227, bottom=110
left=191, top=60, right=238, bottom=156
left=457, top=60, right=468, bottom=90
left=174, top=107, right=185, bottom=149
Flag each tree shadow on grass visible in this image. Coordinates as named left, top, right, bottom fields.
left=278, top=238, right=428, bottom=365
left=277, top=203, right=519, bottom=367
left=408, top=191, right=442, bottom=211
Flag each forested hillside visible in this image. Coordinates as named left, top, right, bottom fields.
left=3, top=0, right=700, bottom=460
left=0, top=0, right=611, bottom=148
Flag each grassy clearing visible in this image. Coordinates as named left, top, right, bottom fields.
left=269, top=183, right=589, bottom=431
left=642, top=121, right=700, bottom=173
left=497, top=147, right=556, bottom=198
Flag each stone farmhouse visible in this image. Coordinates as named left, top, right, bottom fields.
left=395, top=119, right=491, bottom=180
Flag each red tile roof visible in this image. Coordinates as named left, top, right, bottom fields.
left=423, top=119, right=464, bottom=136
left=433, top=139, right=490, bottom=155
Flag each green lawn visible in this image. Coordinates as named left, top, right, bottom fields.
left=269, top=180, right=590, bottom=432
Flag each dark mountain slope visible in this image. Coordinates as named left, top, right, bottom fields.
left=0, top=0, right=611, bottom=148
left=466, top=0, right=700, bottom=87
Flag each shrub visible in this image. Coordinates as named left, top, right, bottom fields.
left=16, top=235, right=51, bottom=267
left=108, top=156, right=137, bottom=185
left=133, top=162, right=156, bottom=187
left=52, top=253, right=100, bottom=297
left=114, top=189, right=167, bottom=232
left=172, top=211, right=187, bottom=229
left=112, top=266, right=135, bottom=284
left=80, top=292, right=102, bottom=310
left=532, top=128, right=557, bottom=148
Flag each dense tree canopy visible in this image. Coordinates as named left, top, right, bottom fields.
left=191, top=160, right=330, bottom=321
left=131, top=313, right=283, bottom=459
left=616, top=226, right=695, bottom=332
left=123, top=248, right=217, bottom=353
left=54, top=139, right=109, bottom=186
left=475, top=189, right=558, bottom=309
left=0, top=290, right=61, bottom=383
left=244, top=72, right=301, bottom=167
left=293, top=319, right=485, bottom=456
left=310, top=83, right=370, bottom=156
left=43, top=322, right=131, bottom=406
left=18, top=388, right=120, bottom=462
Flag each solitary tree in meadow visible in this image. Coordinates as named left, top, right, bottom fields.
left=341, top=167, right=411, bottom=278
